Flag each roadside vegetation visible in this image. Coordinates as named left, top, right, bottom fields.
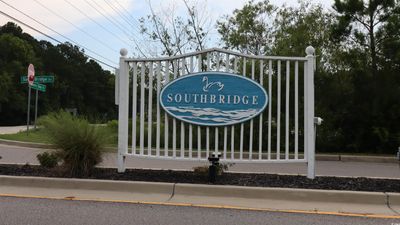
left=0, top=128, right=50, bottom=143
left=0, top=0, right=399, bottom=155
left=37, top=111, right=108, bottom=177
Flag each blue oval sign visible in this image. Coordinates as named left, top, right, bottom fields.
left=160, top=72, right=268, bottom=126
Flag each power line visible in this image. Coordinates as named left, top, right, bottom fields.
left=0, top=10, right=117, bottom=69
left=0, top=0, right=117, bottom=67
left=114, top=0, right=138, bottom=23
left=102, top=0, right=140, bottom=32
left=84, top=0, right=130, bottom=34
left=32, top=0, right=118, bottom=54
left=112, top=0, right=146, bottom=36
left=62, top=0, right=133, bottom=48
left=82, top=0, right=146, bottom=57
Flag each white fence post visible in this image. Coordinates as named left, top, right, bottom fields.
left=117, top=48, right=129, bottom=172
left=306, top=46, right=315, bottom=179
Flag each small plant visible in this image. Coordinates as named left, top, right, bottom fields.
left=36, top=152, right=59, bottom=168
left=38, top=111, right=107, bottom=177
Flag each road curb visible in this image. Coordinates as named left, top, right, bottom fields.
left=1, top=175, right=398, bottom=206
left=174, top=183, right=393, bottom=205
left=0, top=175, right=173, bottom=194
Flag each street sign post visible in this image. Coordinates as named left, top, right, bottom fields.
left=20, top=75, right=54, bottom=84
left=28, top=64, right=35, bottom=85
left=26, top=64, right=35, bottom=134
left=30, top=82, right=46, bottom=92
left=23, top=69, right=53, bottom=132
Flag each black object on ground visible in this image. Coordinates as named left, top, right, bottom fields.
left=0, top=164, right=399, bottom=193
left=208, top=152, right=221, bottom=183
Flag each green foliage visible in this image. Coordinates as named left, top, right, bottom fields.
left=38, top=111, right=106, bottom=177
left=0, top=128, right=50, bottom=143
left=217, top=0, right=276, bottom=55
left=0, top=22, right=116, bottom=126
left=36, top=152, right=59, bottom=168
left=332, top=0, right=397, bottom=73
left=218, top=0, right=400, bottom=154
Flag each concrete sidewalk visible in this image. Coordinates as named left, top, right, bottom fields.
left=0, top=126, right=33, bottom=134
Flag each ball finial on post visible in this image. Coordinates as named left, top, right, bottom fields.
left=305, top=46, right=315, bottom=56
left=120, top=48, right=128, bottom=57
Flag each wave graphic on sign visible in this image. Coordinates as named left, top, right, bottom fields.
left=165, top=106, right=258, bottom=125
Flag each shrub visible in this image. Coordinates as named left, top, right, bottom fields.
left=38, top=111, right=107, bottom=177
left=36, top=152, right=59, bottom=168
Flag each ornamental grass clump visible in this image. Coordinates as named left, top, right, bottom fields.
left=38, top=111, right=106, bottom=177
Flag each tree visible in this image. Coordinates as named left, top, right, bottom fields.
left=139, top=0, right=211, bottom=56
left=332, top=0, right=398, bottom=75
left=0, top=22, right=117, bottom=125
left=217, top=0, right=276, bottom=55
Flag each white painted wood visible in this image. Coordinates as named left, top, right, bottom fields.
left=231, top=125, right=235, bottom=160
left=156, top=61, right=161, bottom=156
left=259, top=60, right=264, bottom=159
left=189, top=56, right=193, bottom=158
left=117, top=53, right=129, bottom=172
left=268, top=60, right=272, bottom=160
left=304, top=61, right=308, bottom=161
left=172, top=60, right=177, bottom=158
left=240, top=57, right=246, bottom=160
left=215, top=127, right=219, bottom=154
left=277, top=60, right=281, bottom=160
left=197, top=54, right=202, bottom=159
left=295, top=61, right=299, bottom=160
left=285, top=61, right=290, bottom=160
left=164, top=61, right=170, bottom=157
left=231, top=56, right=238, bottom=160
left=126, top=48, right=308, bottom=62
left=147, top=62, right=153, bottom=156
left=140, top=62, right=145, bottom=155
left=223, top=53, right=229, bottom=159
left=131, top=63, right=138, bottom=155
left=180, top=58, right=185, bottom=158
left=206, top=53, right=211, bottom=158
left=306, top=46, right=315, bottom=179
left=117, top=47, right=315, bottom=179
left=206, top=127, right=210, bottom=158
left=249, top=59, right=255, bottom=159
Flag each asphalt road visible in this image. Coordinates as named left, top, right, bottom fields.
left=1, top=143, right=400, bottom=178
left=0, top=197, right=398, bottom=225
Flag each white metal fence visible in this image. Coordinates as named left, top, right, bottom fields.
left=117, top=47, right=316, bottom=178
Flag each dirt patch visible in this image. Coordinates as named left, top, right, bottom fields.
left=0, top=164, right=399, bottom=193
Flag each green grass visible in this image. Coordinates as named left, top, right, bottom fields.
left=0, top=129, right=50, bottom=143
left=0, top=126, right=116, bottom=146
left=0, top=125, right=395, bottom=157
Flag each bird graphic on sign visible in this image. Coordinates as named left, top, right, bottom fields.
left=202, top=76, right=224, bottom=92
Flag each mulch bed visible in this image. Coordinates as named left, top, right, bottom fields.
left=0, top=164, right=399, bottom=193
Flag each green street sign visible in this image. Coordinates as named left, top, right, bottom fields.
left=30, top=82, right=46, bottom=92
left=21, top=75, right=54, bottom=84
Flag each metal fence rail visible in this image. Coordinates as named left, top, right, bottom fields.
left=117, top=47, right=316, bottom=178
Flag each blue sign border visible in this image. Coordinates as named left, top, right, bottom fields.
left=160, top=72, right=268, bottom=127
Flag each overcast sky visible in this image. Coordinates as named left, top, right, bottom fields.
left=0, top=0, right=334, bottom=70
